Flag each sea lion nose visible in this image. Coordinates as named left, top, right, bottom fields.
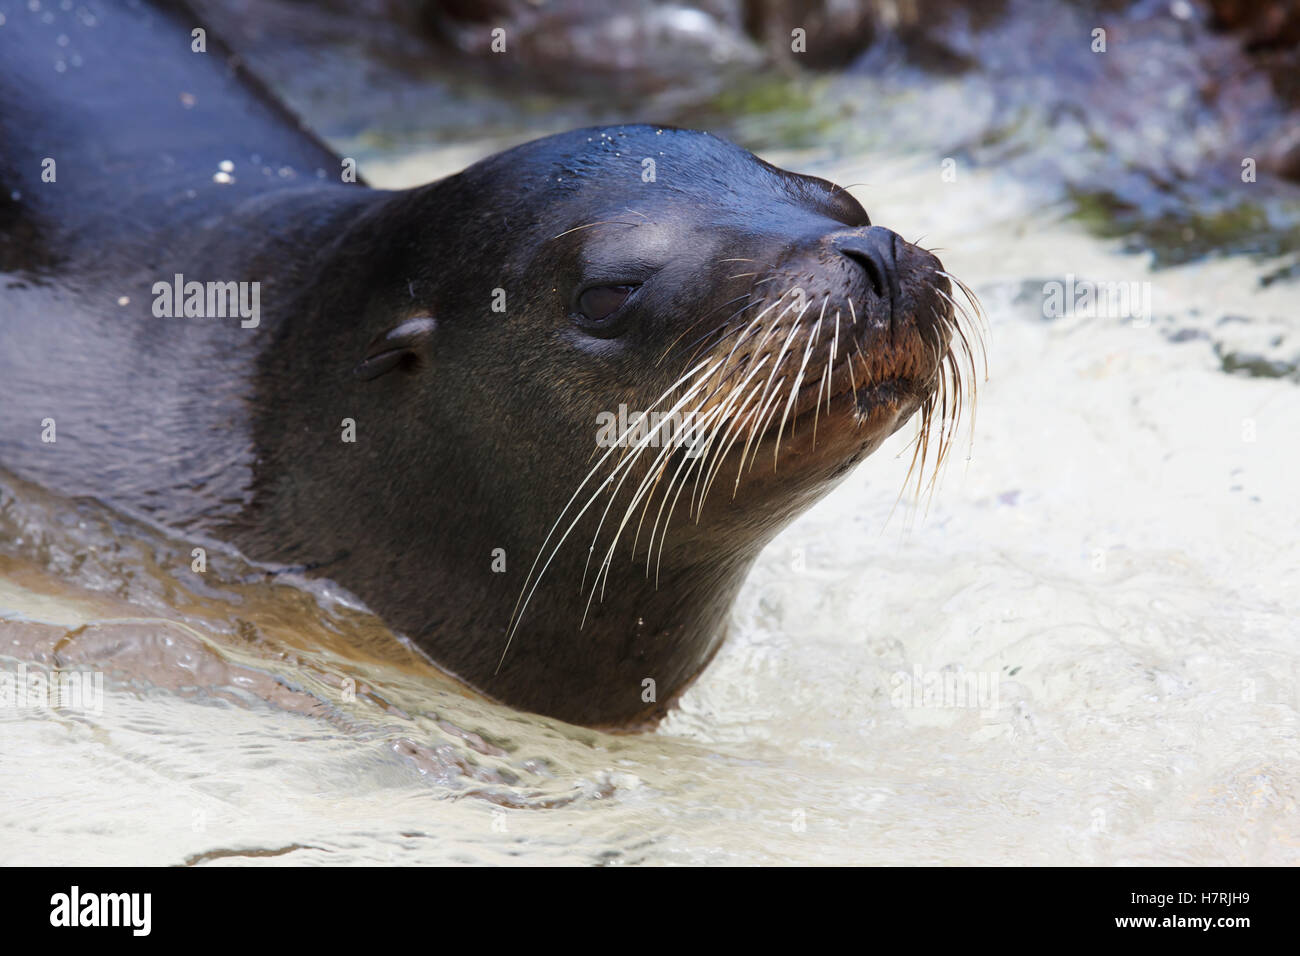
left=835, top=226, right=902, bottom=322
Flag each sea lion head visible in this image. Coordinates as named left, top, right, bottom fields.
left=345, top=125, right=982, bottom=724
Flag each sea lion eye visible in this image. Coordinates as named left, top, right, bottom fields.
left=574, top=284, right=637, bottom=335
left=578, top=284, right=635, bottom=321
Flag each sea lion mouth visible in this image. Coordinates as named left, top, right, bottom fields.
left=851, top=376, right=918, bottom=405
left=788, top=350, right=934, bottom=422
left=849, top=375, right=927, bottom=415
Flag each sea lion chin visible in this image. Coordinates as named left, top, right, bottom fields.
left=0, top=0, right=980, bottom=729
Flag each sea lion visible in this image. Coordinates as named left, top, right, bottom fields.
left=0, top=0, right=980, bottom=726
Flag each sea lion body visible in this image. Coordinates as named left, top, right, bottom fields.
left=0, top=0, right=974, bottom=726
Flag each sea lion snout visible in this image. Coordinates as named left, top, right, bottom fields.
left=677, top=220, right=956, bottom=436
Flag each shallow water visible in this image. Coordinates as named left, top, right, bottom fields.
left=3, top=139, right=1296, bottom=864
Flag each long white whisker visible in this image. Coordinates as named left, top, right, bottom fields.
left=500, top=357, right=721, bottom=669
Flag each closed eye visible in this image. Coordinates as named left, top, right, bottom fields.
left=578, top=284, right=636, bottom=322
left=572, top=283, right=640, bottom=338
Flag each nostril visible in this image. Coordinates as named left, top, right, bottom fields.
left=835, top=227, right=902, bottom=319
left=841, top=247, right=887, bottom=299
left=836, top=227, right=899, bottom=297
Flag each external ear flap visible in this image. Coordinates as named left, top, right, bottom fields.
left=353, top=315, right=438, bottom=381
